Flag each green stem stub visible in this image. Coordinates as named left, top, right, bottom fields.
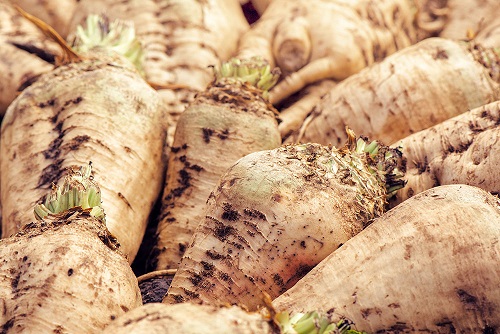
left=275, top=310, right=367, bottom=334
left=214, top=57, right=281, bottom=98
left=329, top=128, right=406, bottom=221
left=71, top=14, right=145, bottom=76
left=34, top=163, right=105, bottom=222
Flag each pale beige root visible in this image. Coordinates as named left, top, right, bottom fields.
left=437, top=0, right=500, bottom=41
left=238, top=0, right=432, bottom=105
left=270, top=58, right=348, bottom=105
left=155, top=88, right=199, bottom=149
left=273, top=184, right=500, bottom=332
left=0, top=208, right=142, bottom=333
left=115, top=0, right=249, bottom=89
left=412, top=0, right=449, bottom=41
left=296, top=38, right=500, bottom=148
left=0, top=53, right=166, bottom=262
left=154, top=0, right=250, bottom=147
left=389, top=100, right=500, bottom=207
left=474, top=16, right=500, bottom=49
left=67, top=0, right=250, bottom=147
left=102, top=302, right=274, bottom=334
left=251, top=0, right=273, bottom=15
left=164, top=145, right=358, bottom=309
left=236, top=6, right=277, bottom=67
left=163, top=141, right=404, bottom=310
left=8, top=0, right=79, bottom=38
left=137, top=270, right=177, bottom=284
left=154, top=0, right=249, bottom=84
left=153, top=81, right=281, bottom=271
left=0, top=0, right=61, bottom=115
left=0, top=42, right=53, bottom=115
left=66, top=0, right=168, bottom=88
left=278, top=79, right=337, bottom=142
left=272, top=16, right=311, bottom=74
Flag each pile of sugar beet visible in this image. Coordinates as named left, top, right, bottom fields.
left=0, top=0, right=499, bottom=333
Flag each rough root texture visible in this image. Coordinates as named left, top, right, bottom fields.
left=16, top=207, right=121, bottom=253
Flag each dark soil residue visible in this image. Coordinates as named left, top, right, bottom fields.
left=139, top=274, right=175, bottom=304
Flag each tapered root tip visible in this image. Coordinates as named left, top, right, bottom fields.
left=272, top=16, right=311, bottom=74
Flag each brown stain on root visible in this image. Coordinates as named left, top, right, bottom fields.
left=1, top=318, right=14, bottom=332
left=404, top=244, right=412, bottom=260
left=62, top=135, right=91, bottom=151
left=272, top=193, right=282, bottom=202
left=434, top=320, right=457, bottom=333
left=161, top=145, right=205, bottom=223
left=360, top=307, right=383, bottom=320
left=379, top=322, right=413, bottom=332
left=284, top=263, right=314, bottom=291
left=37, top=131, right=105, bottom=190
left=170, top=143, right=188, bottom=154
left=117, top=192, right=133, bottom=210
left=218, top=271, right=232, bottom=283
left=207, top=216, right=235, bottom=242
left=217, top=129, right=229, bottom=140
left=178, top=243, right=187, bottom=256
left=243, top=208, right=266, bottom=220
left=188, top=261, right=216, bottom=289
left=53, top=325, right=64, bottom=333
left=10, top=270, right=21, bottom=295
left=37, top=98, right=56, bottom=109
left=272, top=273, right=285, bottom=293
left=174, top=209, right=266, bottom=302
left=37, top=158, right=64, bottom=189
left=196, top=80, right=279, bottom=120
left=172, top=294, right=185, bottom=303
left=202, top=128, right=214, bottom=143
left=172, top=168, right=191, bottom=198
left=455, top=288, right=489, bottom=316
left=182, top=287, right=200, bottom=300
left=480, top=109, right=500, bottom=126
left=208, top=213, right=251, bottom=252
left=415, top=156, right=429, bottom=174
left=205, top=250, right=227, bottom=260
left=433, top=48, right=449, bottom=60
left=221, top=203, right=240, bottom=221
left=202, top=127, right=230, bottom=143
left=36, top=96, right=87, bottom=189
